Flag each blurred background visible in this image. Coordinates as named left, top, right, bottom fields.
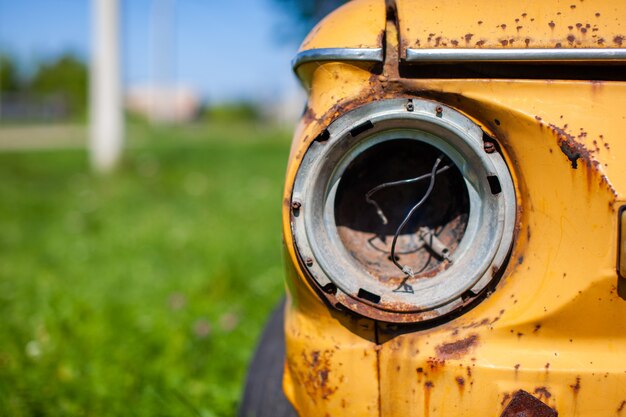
left=0, top=0, right=343, bottom=415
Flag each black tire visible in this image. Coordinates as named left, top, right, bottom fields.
left=238, top=299, right=299, bottom=417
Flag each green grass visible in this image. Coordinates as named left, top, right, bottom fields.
left=0, top=122, right=291, bottom=416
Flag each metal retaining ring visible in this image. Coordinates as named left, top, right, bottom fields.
left=291, top=98, right=516, bottom=323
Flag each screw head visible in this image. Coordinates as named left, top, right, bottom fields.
left=435, top=106, right=443, bottom=115
left=406, top=102, right=414, bottom=112
left=305, top=257, right=314, bottom=267
left=291, top=200, right=301, bottom=210
left=484, top=142, right=496, bottom=153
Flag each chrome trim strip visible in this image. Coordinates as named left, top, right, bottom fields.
left=292, top=48, right=384, bottom=71
left=405, top=48, right=626, bottom=62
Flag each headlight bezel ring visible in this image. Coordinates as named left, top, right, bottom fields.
left=291, top=98, right=516, bottom=323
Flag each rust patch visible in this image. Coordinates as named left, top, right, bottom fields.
left=435, top=334, right=479, bottom=359
left=501, top=390, right=557, bottom=417
left=455, top=376, right=465, bottom=393
left=548, top=123, right=588, bottom=169
left=570, top=376, right=581, bottom=395
left=427, top=357, right=446, bottom=373
left=461, top=314, right=504, bottom=329
left=298, top=350, right=338, bottom=401
left=534, top=386, right=552, bottom=400
left=424, top=381, right=434, bottom=417
left=618, top=400, right=626, bottom=413
left=302, top=105, right=318, bottom=126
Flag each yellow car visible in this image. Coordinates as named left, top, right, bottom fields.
left=241, top=1, right=626, bottom=416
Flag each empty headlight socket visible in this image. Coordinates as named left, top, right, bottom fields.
left=291, top=98, right=516, bottom=323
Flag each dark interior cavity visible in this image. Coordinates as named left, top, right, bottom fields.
left=334, top=139, right=469, bottom=285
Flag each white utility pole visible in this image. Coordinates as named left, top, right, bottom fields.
left=90, top=0, right=123, bottom=173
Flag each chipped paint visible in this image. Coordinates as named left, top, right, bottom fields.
left=435, top=334, right=479, bottom=360
left=395, top=0, right=626, bottom=54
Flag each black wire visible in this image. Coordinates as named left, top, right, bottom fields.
left=390, top=155, right=445, bottom=276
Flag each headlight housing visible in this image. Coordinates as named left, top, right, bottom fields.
left=291, top=98, right=516, bottom=323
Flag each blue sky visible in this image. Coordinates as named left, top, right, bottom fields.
left=0, top=0, right=301, bottom=102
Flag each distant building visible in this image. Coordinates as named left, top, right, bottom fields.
left=125, top=85, right=201, bottom=123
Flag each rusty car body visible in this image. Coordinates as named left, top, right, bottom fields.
left=247, top=1, right=626, bottom=416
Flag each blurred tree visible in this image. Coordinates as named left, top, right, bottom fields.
left=30, top=53, right=88, bottom=117
left=205, top=101, right=262, bottom=123
left=0, top=54, right=21, bottom=93
left=272, top=0, right=347, bottom=41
